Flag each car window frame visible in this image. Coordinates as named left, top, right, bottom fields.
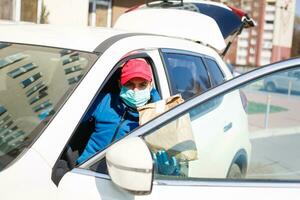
left=158, top=48, right=225, bottom=114
left=159, top=48, right=213, bottom=97
left=63, top=51, right=162, bottom=166
left=202, top=56, right=226, bottom=86
left=78, top=57, right=300, bottom=188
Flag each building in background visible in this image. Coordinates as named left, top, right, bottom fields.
left=0, top=0, right=89, bottom=26
left=0, top=0, right=38, bottom=22
left=88, top=0, right=145, bottom=27
left=0, top=0, right=296, bottom=67
left=222, top=0, right=296, bottom=67
left=89, top=0, right=297, bottom=67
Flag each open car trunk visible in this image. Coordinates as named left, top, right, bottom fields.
left=116, top=0, right=256, bottom=56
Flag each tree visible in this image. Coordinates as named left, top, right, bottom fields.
left=40, top=0, right=49, bottom=24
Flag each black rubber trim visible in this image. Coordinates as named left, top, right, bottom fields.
left=226, top=149, right=248, bottom=178
left=93, top=33, right=154, bottom=54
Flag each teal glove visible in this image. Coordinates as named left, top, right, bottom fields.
left=152, top=150, right=180, bottom=176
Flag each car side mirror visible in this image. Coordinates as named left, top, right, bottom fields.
left=106, top=137, right=153, bottom=195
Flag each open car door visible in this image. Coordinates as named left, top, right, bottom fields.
left=58, top=57, right=300, bottom=200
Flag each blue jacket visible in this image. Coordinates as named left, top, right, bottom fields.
left=77, top=89, right=161, bottom=164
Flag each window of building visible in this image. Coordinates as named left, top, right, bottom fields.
left=249, top=56, right=255, bottom=64
left=7, top=63, right=37, bottom=78
left=20, top=73, right=42, bottom=88
left=26, top=82, right=46, bottom=97
left=21, top=0, right=38, bottom=22
left=64, top=65, right=82, bottom=75
left=0, top=0, right=13, bottom=20
left=251, top=30, right=257, bottom=36
left=62, top=53, right=80, bottom=65
left=250, top=39, right=257, bottom=45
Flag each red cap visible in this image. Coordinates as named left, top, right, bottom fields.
left=120, top=58, right=152, bottom=85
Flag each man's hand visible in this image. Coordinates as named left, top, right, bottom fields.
left=152, top=150, right=180, bottom=175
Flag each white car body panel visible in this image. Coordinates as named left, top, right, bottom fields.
left=58, top=169, right=300, bottom=200
left=0, top=24, right=127, bottom=52
left=114, top=8, right=226, bottom=51
left=0, top=148, right=56, bottom=200
left=189, top=91, right=250, bottom=178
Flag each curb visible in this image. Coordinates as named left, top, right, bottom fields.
left=250, top=126, right=300, bottom=140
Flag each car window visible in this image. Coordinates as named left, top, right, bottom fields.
left=62, top=55, right=161, bottom=174
left=143, top=66, right=300, bottom=182
left=0, top=42, right=97, bottom=171
left=204, top=58, right=225, bottom=86
left=162, top=50, right=211, bottom=100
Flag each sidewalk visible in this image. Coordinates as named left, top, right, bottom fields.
left=249, top=126, right=300, bottom=139
left=243, top=89, right=300, bottom=138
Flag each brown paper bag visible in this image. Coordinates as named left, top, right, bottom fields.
left=138, top=94, right=197, bottom=161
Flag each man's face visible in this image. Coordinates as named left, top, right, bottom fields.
left=123, top=77, right=151, bottom=91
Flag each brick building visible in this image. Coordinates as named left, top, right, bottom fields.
left=1, top=0, right=296, bottom=67
left=221, top=0, right=296, bottom=67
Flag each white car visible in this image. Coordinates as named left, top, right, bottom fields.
left=1, top=17, right=300, bottom=200
left=264, top=70, right=300, bottom=93
left=0, top=2, right=264, bottom=200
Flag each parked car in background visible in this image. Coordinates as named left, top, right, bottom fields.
left=264, top=70, right=300, bottom=93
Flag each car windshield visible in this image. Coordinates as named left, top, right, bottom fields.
left=0, top=42, right=98, bottom=171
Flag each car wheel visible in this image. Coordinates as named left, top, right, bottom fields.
left=227, top=163, right=243, bottom=179
left=265, top=82, right=276, bottom=92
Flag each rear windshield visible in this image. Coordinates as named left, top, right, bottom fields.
left=0, top=42, right=98, bottom=171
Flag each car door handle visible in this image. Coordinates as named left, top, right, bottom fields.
left=223, top=122, right=232, bottom=132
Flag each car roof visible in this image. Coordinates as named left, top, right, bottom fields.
left=0, top=23, right=129, bottom=52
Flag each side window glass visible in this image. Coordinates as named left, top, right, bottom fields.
left=0, top=43, right=97, bottom=172
left=162, top=52, right=210, bottom=100
left=204, top=58, right=225, bottom=86
left=144, top=66, right=300, bottom=183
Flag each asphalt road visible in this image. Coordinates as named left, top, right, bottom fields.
left=247, top=133, right=300, bottom=180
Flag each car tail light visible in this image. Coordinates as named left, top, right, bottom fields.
left=228, top=5, right=256, bottom=28
left=227, top=5, right=246, bottom=19
left=125, top=4, right=142, bottom=13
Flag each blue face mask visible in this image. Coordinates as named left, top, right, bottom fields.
left=120, top=86, right=151, bottom=108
